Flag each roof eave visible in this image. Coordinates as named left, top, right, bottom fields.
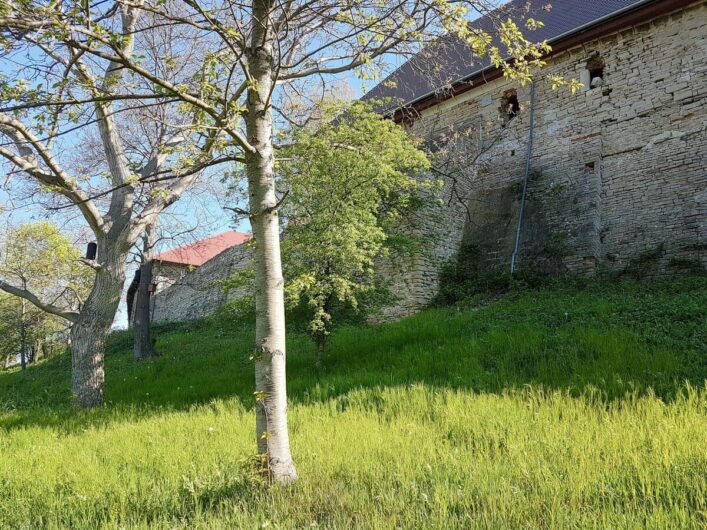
left=154, top=259, right=194, bottom=267
left=392, top=0, right=693, bottom=120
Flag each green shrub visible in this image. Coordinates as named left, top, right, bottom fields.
left=433, top=243, right=549, bottom=306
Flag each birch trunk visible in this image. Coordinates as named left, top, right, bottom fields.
left=245, top=0, right=297, bottom=483
left=70, top=239, right=126, bottom=408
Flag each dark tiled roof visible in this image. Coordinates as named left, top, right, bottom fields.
left=362, top=0, right=651, bottom=107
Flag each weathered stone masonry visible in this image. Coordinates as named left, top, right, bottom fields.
left=379, top=2, right=706, bottom=320
left=151, top=243, right=252, bottom=323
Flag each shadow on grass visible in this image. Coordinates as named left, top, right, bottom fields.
left=1, top=275, right=705, bottom=433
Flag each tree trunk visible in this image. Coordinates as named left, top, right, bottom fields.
left=314, top=333, right=326, bottom=372
left=133, top=224, right=157, bottom=361
left=133, top=259, right=156, bottom=361
left=70, top=241, right=126, bottom=408
left=245, top=0, right=297, bottom=484
left=126, top=270, right=139, bottom=329
left=20, top=285, right=27, bottom=370
left=314, top=293, right=332, bottom=371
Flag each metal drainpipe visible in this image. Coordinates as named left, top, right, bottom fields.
left=510, top=81, right=536, bottom=274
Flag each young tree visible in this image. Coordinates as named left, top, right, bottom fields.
left=0, top=294, right=20, bottom=368
left=281, top=101, right=431, bottom=369
left=0, top=221, right=90, bottom=369
left=1, top=0, right=567, bottom=481
left=0, top=293, right=33, bottom=369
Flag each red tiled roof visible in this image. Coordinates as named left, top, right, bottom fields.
left=153, top=230, right=251, bottom=266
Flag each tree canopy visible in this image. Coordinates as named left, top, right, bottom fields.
left=0, top=221, right=90, bottom=368
left=0, top=221, right=91, bottom=320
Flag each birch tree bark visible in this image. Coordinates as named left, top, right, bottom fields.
left=245, top=0, right=296, bottom=482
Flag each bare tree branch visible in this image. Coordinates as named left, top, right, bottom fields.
left=0, top=279, right=80, bottom=323
left=0, top=114, right=105, bottom=233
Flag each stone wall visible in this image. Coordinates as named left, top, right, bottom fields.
left=151, top=243, right=253, bottom=324
left=378, top=2, right=706, bottom=320
left=152, top=262, right=190, bottom=294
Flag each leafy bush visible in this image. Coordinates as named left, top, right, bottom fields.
left=433, top=243, right=549, bottom=306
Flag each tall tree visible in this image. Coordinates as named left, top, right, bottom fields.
left=1, top=0, right=567, bottom=481
left=132, top=222, right=157, bottom=361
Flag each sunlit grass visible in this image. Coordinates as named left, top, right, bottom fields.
left=0, top=276, right=705, bottom=528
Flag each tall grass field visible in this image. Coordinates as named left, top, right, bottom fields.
left=0, top=277, right=705, bottom=529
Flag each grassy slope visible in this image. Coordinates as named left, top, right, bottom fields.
left=0, top=277, right=705, bottom=529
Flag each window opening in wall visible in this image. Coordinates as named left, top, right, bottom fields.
left=500, top=89, right=520, bottom=127
left=587, top=55, right=605, bottom=89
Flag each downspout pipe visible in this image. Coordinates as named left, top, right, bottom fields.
left=510, top=81, right=536, bottom=274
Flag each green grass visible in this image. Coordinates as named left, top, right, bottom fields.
left=0, top=276, right=705, bottom=529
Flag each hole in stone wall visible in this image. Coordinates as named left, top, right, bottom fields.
left=500, top=89, right=520, bottom=127
left=583, top=256, right=597, bottom=268
left=590, top=67, right=604, bottom=85
left=584, top=161, right=595, bottom=172
left=586, top=55, right=605, bottom=89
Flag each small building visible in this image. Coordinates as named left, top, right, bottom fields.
left=148, top=231, right=253, bottom=324
left=151, top=231, right=251, bottom=294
